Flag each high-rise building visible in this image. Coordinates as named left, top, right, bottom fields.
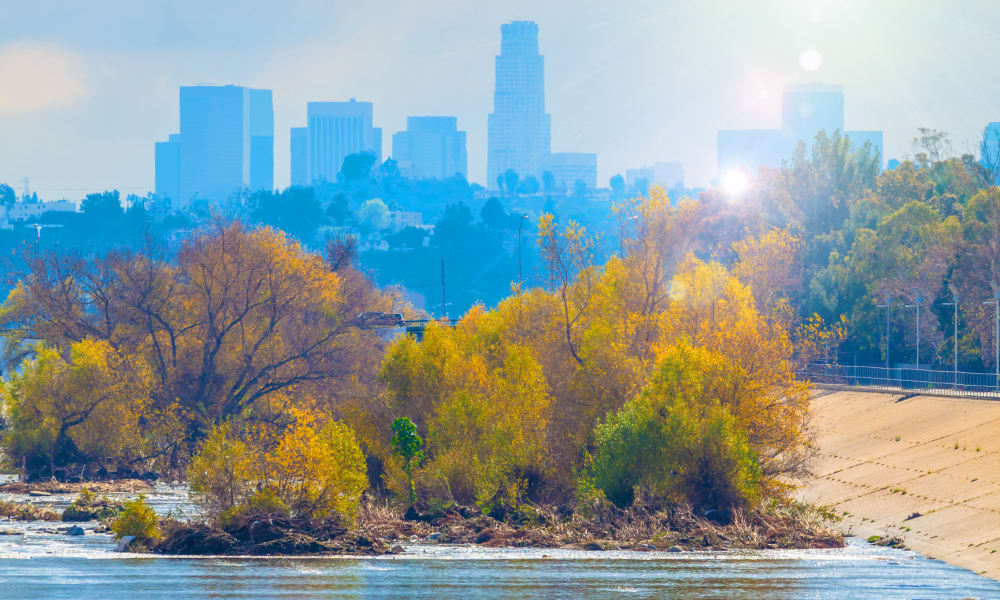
left=306, top=99, right=382, bottom=184
left=625, top=162, right=684, bottom=191
left=392, top=116, right=467, bottom=180
left=543, top=153, right=597, bottom=190
left=155, top=85, right=273, bottom=210
left=717, top=83, right=882, bottom=176
left=982, top=122, right=1000, bottom=165
left=248, top=89, right=274, bottom=193
left=290, top=127, right=308, bottom=187
left=154, top=133, right=181, bottom=207
left=487, top=21, right=551, bottom=188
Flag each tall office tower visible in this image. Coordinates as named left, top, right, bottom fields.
left=487, top=20, right=551, bottom=188
left=162, top=85, right=273, bottom=209
left=392, top=116, right=467, bottom=180
left=782, top=83, right=844, bottom=141
left=543, top=153, right=597, bottom=190
left=717, top=82, right=882, bottom=176
left=248, top=89, right=274, bottom=193
left=290, top=127, right=309, bottom=187
left=154, top=133, right=181, bottom=207
left=306, top=99, right=382, bottom=183
left=983, top=122, right=1000, bottom=165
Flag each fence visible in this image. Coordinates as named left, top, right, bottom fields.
left=799, top=363, right=1000, bottom=399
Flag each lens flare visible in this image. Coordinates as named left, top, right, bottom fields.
left=799, top=48, right=823, bottom=72
left=721, top=170, right=749, bottom=197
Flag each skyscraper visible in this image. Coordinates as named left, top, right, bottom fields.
left=290, top=127, right=308, bottom=187
left=717, top=82, right=882, bottom=175
left=155, top=85, right=273, bottom=209
left=392, top=116, right=467, bottom=180
left=487, top=21, right=551, bottom=188
left=306, top=100, right=382, bottom=183
left=154, top=133, right=181, bottom=208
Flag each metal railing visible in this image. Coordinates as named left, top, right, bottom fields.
left=799, top=363, right=1000, bottom=399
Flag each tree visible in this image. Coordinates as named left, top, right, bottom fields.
left=504, top=169, right=520, bottom=199
left=249, top=187, right=322, bottom=241
left=0, top=183, right=15, bottom=208
left=340, top=152, right=377, bottom=184
left=480, top=197, right=508, bottom=230
left=358, top=198, right=389, bottom=231
left=518, top=175, right=540, bottom=196
left=590, top=342, right=761, bottom=510
left=496, top=174, right=505, bottom=197
left=1, top=338, right=154, bottom=478
left=542, top=171, right=555, bottom=197
left=573, top=179, right=588, bottom=198
left=188, top=417, right=367, bottom=523
left=609, top=174, right=626, bottom=199
left=390, top=417, right=423, bottom=503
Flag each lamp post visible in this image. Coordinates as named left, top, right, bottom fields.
left=945, top=284, right=960, bottom=385
left=985, top=282, right=1000, bottom=389
left=877, top=291, right=893, bottom=372
left=905, top=290, right=923, bottom=369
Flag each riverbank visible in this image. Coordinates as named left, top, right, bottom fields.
left=144, top=500, right=843, bottom=556
left=798, top=389, right=1000, bottom=580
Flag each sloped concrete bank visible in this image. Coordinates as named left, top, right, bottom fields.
left=798, top=389, right=1000, bottom=579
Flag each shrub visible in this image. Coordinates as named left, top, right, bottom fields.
left=111, top=495, right=160, bottom=540
left=188, top=419, right=368, bottom=524
left=589, top=343, right=762, bottom=511
left=61, top=487, right=125, bottom=522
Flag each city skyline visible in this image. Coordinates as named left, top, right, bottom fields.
left=3, top=1, right=1000, bottom=197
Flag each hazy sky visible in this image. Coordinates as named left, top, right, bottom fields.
left=2, top=0, right=1000, bottom=199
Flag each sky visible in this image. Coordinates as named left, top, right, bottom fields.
left=2, top=0, right=1000, bottom=199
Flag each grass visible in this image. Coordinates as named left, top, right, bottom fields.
left=0, top=499, right=60, bottom=521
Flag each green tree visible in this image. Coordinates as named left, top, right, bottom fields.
left=390, top=417, right=424, bottom=503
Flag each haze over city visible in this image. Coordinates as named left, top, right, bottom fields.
left=3, top=0, right=1000, bottom=196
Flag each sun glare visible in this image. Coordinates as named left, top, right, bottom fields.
left=721, top=170, right=749, bottom=198
left=799, top=48, right=823, bottom=72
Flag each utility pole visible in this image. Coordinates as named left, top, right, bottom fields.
left=986, top=282, right=1000, bottom=389
left=905, top=290, right=922, bottom=369
left=440, top=258, right=446, bottom=320
left=945, top=284, right=960, bottom=385
left=877, top=291, right=893, bottom=372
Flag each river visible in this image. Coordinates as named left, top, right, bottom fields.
left=1, top=484, right=999, bottom=599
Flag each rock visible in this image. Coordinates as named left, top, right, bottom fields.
left=0, top=529, right=23, bottom=536
left=583, top=541, right=605, bottom=551
left=427, top=532, right=442, bottom=541
left=28, top=490, right=51, bottom=497
left=475, top=529, right=494, bottom=544
left=116, top=536, right=136, bottom=552
left=65, top=526, right=85, bottom=536
left=252, top=532, right=332, bottom=555
left=355, top=536, right=373, bottom=548
left=667, top=545, right=683, bottom=553
left=390, top=544, right=405, bottom=554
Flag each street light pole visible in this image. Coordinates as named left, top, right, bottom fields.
left=877, top=291, right=893, bottom=372
left=945, top=284, right=960, bottom=385
left=985, top=282, right=1000, bottom=389
left=905, top=290, right=923, bottom=369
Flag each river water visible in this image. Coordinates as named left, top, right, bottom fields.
left=1, top=484, right=998, bottom=599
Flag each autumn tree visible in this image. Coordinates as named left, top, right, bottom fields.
left=1, top=338, right=154, bottom=478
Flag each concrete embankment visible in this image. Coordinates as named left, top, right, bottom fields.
left=798, top=389, right=1000, bottom=579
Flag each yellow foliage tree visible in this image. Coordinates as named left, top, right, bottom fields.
left=1, top=338, right=154, bottom=478
left=187, top=415, right=367, bottom=524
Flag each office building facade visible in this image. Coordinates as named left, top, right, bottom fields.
left=306, top=100, right=382, bottom=184
left=392, top=116, right=467, bottom=180
left=717, top=82, right=882, bottom=175
left=543, top=152, right=597, bottom=190
left=155, top=85, right=273, bottom=209
left=487, top=21, right=551, bottom=187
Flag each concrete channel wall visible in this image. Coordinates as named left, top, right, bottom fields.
left=798, top=390, right=1000, bottom=580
